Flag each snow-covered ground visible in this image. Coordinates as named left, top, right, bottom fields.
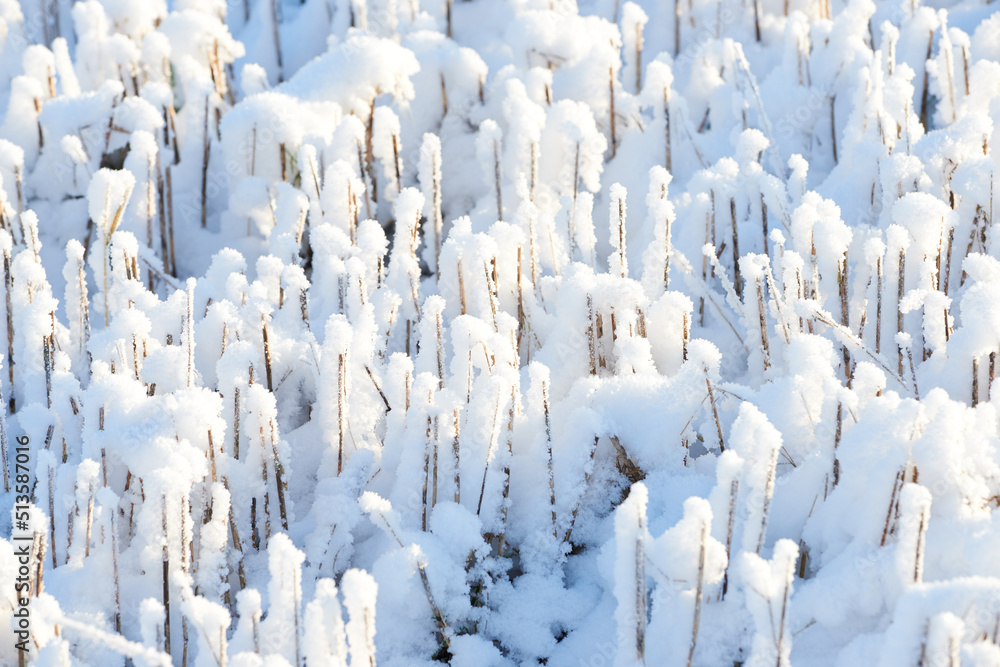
left=3, top=0, right=1000, bottom=664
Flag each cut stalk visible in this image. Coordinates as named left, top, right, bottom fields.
left=730, top=198, right=742, bottom=299
left=162, top=496, right=171, bottom=657
left=337, top=353, right=346, bottom=475
left=686, top=518, right=708, bottom=667
left=706, top=372, right=724, bottom=452
left=201, top=95, right=210, bottom=229
left=609, top=66, right=617, bottom=158
left=270, top=0, right=284, bottom=82
left=452, top=408, right=461, bottom=504
left=489, top=388, right=516, bottom=553
left=897, top=248, right=905, bottom=377
left=543, top=378, right=556, bottom=538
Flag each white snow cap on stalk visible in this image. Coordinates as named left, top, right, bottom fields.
left=620, top=3, right=648, bottom=94
left=281, top=35, right=419, bottom=114
left=613, top=481, right=649, bottom=667
left=894, top=483, right=931, bottom=589
left=641, top=166, right=675, bottom=296
left=342, top=568, right=378, bottom=667
left=739, top=539, right=798, bottom=667
left=387, top=188, right=424, bottom=319
left=644, top=496, right=727, bottom=664
left=476, top=119, right=504, bottom=220
left=575, top=191, right=597, bottom=266
left=542, top=100, right=607, bottom=199
left=304, top=579, right=349, bottom=667
left=373, top=106, right=403, bottom=203
left=502, top=79, right=546, bottom=194
left=87, top=168, right=136, bottom=326
left=263, top=533, right=306, bottom=665
left=729, top=402, right=782, bottom=555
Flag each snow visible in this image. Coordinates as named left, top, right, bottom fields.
left=5, top=0, right=1000, bottom=664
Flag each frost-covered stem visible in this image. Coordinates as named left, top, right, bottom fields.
left=166, top=166, right=177, bottom=276
left=990, top=352, right=997, bottom=402
left=543, top=378, right=557, bottom=538
left=493, top=138, right=503, bottom=222
left=913, top=500, right=928, bottom=583
left=162, top=497, right=171, bottom=656
left=634, top=23, right=643, bottom=93
left=719, top=477, right=738, bottom=600
left=832, top=401, right=842, bottom=488
left=973, top=357, right=980, bottom=407
left=944, top=34, right=956, bottom=123
left=875, top=255, right=883, bottom=354
left=427, top=140, right=443, bottom=273
left=485, top=262, right=500, bottom=331
left=144, top=152, right=157, bottom=289
left=434, top=311, right=445, bottom=389
left=497, top=388, right=517, bottom=554
left=262, top=318, right=274, bottom=392
left=186, top=279, right=195, bottom=388
left=587, top=294, right=597, bottom=374
left=0, top=393, right=7, bottom=491
left=451, top=407, right=461, bottom=504
left=664, top=212, right=673, bottom=293
left=760, top=195, right=769, bottom=258
left=270, top=0, right=284, bottom=82
left=270, top=423, right=289, bottom=531
left=416, top=559, right=449, bottom=653
left=609, top=66, right=617, bottom=157
left=155, top=152, right=170, bottom=274
left=457, top=258, right=467, bottom=315
left=919, top=30, right=933, bottom=128
left=839, top=254, right=850, bottom=378
left=83, top=481, right=94, bottom=558
left=756, top=448, right=779, bottom=555
left=391, top=132, right=403, bottom=198
left=563, top=436, right=599, bottom=545
left=775, top=555, right=793, bottom=666
left=422, top=412, right=432, bottom=532
left=673, top=0, right=681, bottom=55
left=43, top=332, right=52, bottom=408
left=233, top=388, right=242, bottom=461
left=476, top=388, right=503, bottom=516
left=699, top=202, right=711, bottom=325
left=880, top=469, right=904, bottom=547
left=615, top=194, right=627, bottom=279
left=337, top=353, right=346, bottom=475
left=528, top=210, right=539, bottom=290
left=3, top=247, right=11, bottom=413
left=706, top=373, right=725, bottom=452
left=530, top=142, right=539, bottom=202
left=683, top=312, right=690, bottom=360
left=14, top=165, right=24, bottom=216
left=830, top=95, right=838, bottom=163
left=181, top=495, right=192, bottom=574
left=432, top=415, right=439, bottom=510
left=756, top=276, right=770, bottom=369
left=201, top=95, right=210, bottom=229
left=516, top=247, right=525, bottom=356
left=687, top=517, right=708, bottom=667
left=730, top=198, right=742, bottom=299
left=570, top=143, right=581, bottom=212
left=897, top=248, right=905, bottom=376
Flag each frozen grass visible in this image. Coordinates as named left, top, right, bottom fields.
left=2, top=0, right=1000, bottom=665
